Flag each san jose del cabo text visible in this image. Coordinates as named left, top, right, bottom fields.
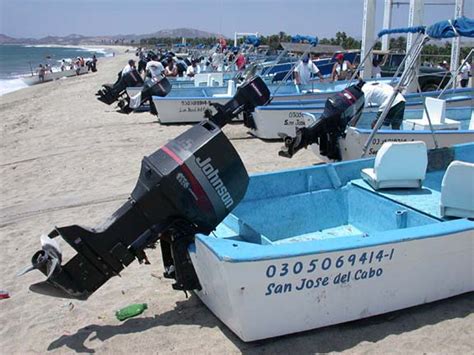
left=264, top=248, right=395, bottom=296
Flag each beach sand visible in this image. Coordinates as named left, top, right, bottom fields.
left=0, top=48, right=472, bottom=354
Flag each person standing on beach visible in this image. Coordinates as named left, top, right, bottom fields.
left=185, top=60, right=200, bottom=78
left=91, top=55, right=98, bottom=72
left=137, top=48, right=147, bottom=75
left=74, top=58, right=81, bottom=75
left=371, top=58, right=382, bottom=79
left=37, top=64, right=46, bottom=82
left=146, top=60, right=165, bottom=80
left=212, top=49, right=224, bottom=71
left=459, top=60, right=471, bottom=88
left=164, top=58, right=178, bottom=77
left=294, top=54, right=324, bottom=85
left=236, top=52, right=246, bottom=71
left=122, top=59, right=136, bottom=75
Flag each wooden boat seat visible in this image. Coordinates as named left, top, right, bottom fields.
left=361, top=141, right=428, bottom=190
left=440, top=160, right=474, bottom=218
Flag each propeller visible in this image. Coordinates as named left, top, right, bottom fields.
left=18, top=234, right=62, bottom=278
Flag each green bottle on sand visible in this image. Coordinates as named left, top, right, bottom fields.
left=115, top=303, right=148, bottom=321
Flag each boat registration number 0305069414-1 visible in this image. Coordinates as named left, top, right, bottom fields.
left=264, top=248, right=395, bottom=296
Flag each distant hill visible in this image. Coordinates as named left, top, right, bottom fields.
left=0, top=28, right=223, bottom=45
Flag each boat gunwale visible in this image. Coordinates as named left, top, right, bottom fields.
left=195, top=218, right=473, bottom=263
left=195, top=143, right=474, bottom=263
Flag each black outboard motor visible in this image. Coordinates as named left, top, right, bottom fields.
left=96, top=69, right=144, bottom=105
left=20, top=76, right=270, bottom=300
left=117, top=76, right=172, bottom=115
left=279, top=80, right=365, bottom=161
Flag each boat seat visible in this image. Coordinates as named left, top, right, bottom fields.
left=440, top=160, right=474, bottom=218
left=361, top=141, right=427, bottom=190
left=194, top=73, right=210, bottom=87
left=403, top=97, right=461, bottom=130
left=208, top=73, right=224, bottom=86
left=212, top=80, right=235, bottom=98
left=469, top=110, right=474, bottom=130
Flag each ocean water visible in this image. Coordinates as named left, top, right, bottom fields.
left=0, top=44, right=110, bottom=95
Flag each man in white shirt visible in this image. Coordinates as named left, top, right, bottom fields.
left=460, top=60, right=471, bottom=88
left=294, top=55, right=324, bottom=85
left=186, top=60, right=200, bottom=78
left=145, top=60, right=164, bottom=80
left=362, top=82, right=406, bottom=130
left=122, top=59, right=136, bottom=75
left=212, top=51, right=224, bottom=71
left=371, top=58, right=382, bottom=78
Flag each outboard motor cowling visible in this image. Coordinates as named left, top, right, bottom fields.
left=279, top=81, right=365, bottom=160
left=118, top=76, right=172, bottom=114
left=21, top=76, right=271, bottom=300
left=96, top=69, right=144, bottom=105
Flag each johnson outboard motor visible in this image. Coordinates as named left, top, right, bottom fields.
left=117, top=76, right=172, bottom=114
left=279, top=80, right=365, bottom=161
left=96, top=69, right=144, bottom=105
left=20, top=76, right=270, bottom=300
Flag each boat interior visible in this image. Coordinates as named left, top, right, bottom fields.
left=197, top=143, right=474, bottom=260
left=356, top=106, right=473, bottom=130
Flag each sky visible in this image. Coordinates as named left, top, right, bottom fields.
left=0, top=0, right=473, bottom=39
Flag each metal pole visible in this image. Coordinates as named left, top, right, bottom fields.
left=382, top=0, right=393, bottom=51
left=391, top=32, right=425, bottom=87
left=347, top=42, right=378, bottom=86
left=361, top=0, right=376, bottom=79
left=261, top=49, right=288, bottom=77
left=361, top=35, right=430, bottom=157
left=437, top=49, right=474, bottom=98
left=270, top=44, right=315, bottom=99
left=421, top=99, right=439, bottom=149
left=405, top=0, right=424, bottom=93
left=450, top=0, right=464, bottom=87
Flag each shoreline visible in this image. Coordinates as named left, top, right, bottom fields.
left=0, top=44, right=133, bottom=96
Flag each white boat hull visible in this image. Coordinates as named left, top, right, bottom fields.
left=190, top=230, right=473, bottom=341
left=154, top=97, right=232, bottom=124
left=22, top=67, right=89, bottom=86
left=336, top=126, right=474, bottom=160
left=251, top=96, right=473, bottom=140
left=152, top=92, right=352, bottom=124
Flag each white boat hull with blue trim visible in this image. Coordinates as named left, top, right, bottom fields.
left=189, top=143, right=474, bottom=341
left=149, top=79, right=394, bottom=124
left=251, top=88, right=473, bottom=139
left=334, top=107, right=474, bottom=160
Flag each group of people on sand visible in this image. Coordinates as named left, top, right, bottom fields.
left=134, top=48, right=208, bottom=80
left=208, top=47, right=247, bottom=72
left=133, top=46, right=247, bottom=81
left=36, top=55, right=98, bottom=81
